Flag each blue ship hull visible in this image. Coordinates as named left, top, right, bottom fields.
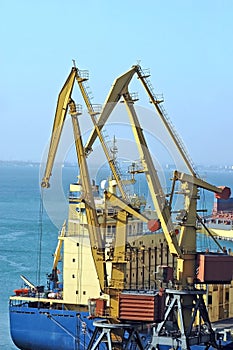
left=9, top=303, right=233, bottom=350
left=9, top=304, right=97, bottom=350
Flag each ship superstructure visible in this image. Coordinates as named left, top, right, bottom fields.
left=201, top=197, right=233, bottom=241
left=9, top=64, right=233, bottom=350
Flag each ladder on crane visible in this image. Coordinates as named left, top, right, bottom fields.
left=75, top=69, right=129, bottom=200
left=135, top=65, right=197, bottom=176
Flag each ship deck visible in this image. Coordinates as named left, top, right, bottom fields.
left=212, top=317, right=233, bottom=331
left=10, top=295, right=65, bottom=304
left=212, top=317, right=233, bottom=347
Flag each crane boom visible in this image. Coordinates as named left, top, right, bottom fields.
left=81, top=65, right=183, bottom=256
left=133, top=65, right=196, bottom=176
left=41, top=68, right=108, bottom=292
left=174, top=170, right=230, bottom=194
left=69, top=102, right=107, bottom=291
left=41, top=68, right=77, bottom=188
left=123, top=94, right=183, bottom=257
left=84, top=67, right=136, bottom=154
left=84, top=64, right=196, bottom=178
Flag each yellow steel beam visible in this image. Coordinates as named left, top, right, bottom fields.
left=52, top=220, right=66, bottom=270
left=104, top=190, right=149, bottom=223
left=84, top=67, right=136, bottom=154
left=41, top=67, right=77, bottom=188
left=70, top=107, right=107, bottom=292
left=109, top=210, right=127, bottom=318
left=134, top=65, right=196, bottom=176
left=123, top=94, right=183, bottom=257
left=174, top=170, right=229, bottom=194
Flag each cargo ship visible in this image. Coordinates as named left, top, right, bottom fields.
left=9, top=64, right=233, bottom=350
left=202, top=197, right=233, bottom=241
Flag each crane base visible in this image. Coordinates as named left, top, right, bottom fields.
left=148, top=289, right=218, bottom=350
left=87, top=320, right=145, bottom=350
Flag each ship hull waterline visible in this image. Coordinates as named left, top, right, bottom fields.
left=9, top=305, right=96, bottom=350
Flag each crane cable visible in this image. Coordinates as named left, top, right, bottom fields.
left=36, top=187, right=44, bottom=287
left=198, top=188, right=211, bottom=251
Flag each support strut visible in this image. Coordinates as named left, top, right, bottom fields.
left=87, top=320, right=145, bottom=350
left=149, top=289, right=218, bottom=350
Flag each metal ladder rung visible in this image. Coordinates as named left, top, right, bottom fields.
left=136, top=65, right=196, bottom=174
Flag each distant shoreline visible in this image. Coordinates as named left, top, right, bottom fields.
left=0, top=160, right=233, bottom=173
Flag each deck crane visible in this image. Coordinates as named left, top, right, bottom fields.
left=41, top=67, right=77, bottom=189
left=41, top=67, right=108, bottom=292
left=84, top=65, right=233, bottom=350
left=69, top=99, right=108, bottom=292
left=72, top=67, right=164, bottom=319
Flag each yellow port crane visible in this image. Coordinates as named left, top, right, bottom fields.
left=41, top=67, right=108, bottom=292
left=84, top=64, right=233, bottom=350
left=84, top=64, right=231, bottom=285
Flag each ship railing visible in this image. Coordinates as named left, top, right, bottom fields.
left=77, top=69, right=89, bottom=81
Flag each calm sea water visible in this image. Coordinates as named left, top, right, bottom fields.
left=0, top=164, right=77, bottom=349
left=1, top=164, right=233, bottom=349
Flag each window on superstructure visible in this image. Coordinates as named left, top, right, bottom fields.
left=70, top=191, right=79, bottom=199
left=128, top=225, right=132, bottom=235
left=133, top=224, right=136, bottom=234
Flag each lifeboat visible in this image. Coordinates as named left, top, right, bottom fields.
left=14, top=288, right=29, bottom=296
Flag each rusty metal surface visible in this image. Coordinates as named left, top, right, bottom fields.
left=197, top=254, right=233, bottom=283
left=119, top=292, right=164, bottom=322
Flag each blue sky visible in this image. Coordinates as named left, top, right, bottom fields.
left=1, top=0, right=233, bottom=165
